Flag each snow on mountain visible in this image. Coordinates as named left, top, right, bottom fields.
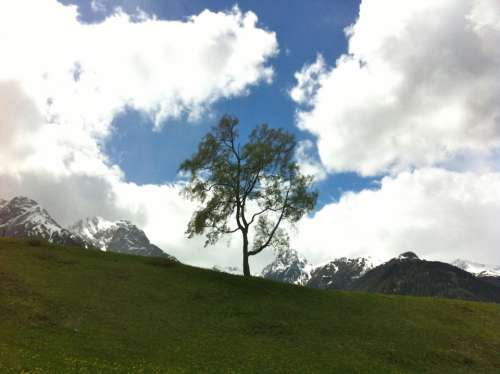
left=0, top=196, right=87, bottom=247
left=260, top=248, right=380, bottom=289
left=307, top=256, right=376, bottom=290
left=70, top=216, right=177, bottom=260
left=452, top=259, right=500, bottom=278
left=261, top=248, right=313, bottom=285
left=0, top=196, right=176, bottom=260
left=70, top=216, right=115, bottom=251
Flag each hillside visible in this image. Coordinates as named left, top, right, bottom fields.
left=1, top=238, right=499, bottom=373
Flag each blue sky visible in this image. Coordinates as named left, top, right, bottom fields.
left=65, top=0, right=377, bottom=210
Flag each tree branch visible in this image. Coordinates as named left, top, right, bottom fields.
left=201, top=182, right=233, bottom=193
left=247, top=206, right=273, bottom=226
left=200, top=224, right=240, bottom=234
left=248, top=190, right=290, bottom=256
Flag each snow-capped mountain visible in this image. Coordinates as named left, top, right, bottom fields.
left=0, top=196, right=87, bottom=247
left=261, top=249, right=313, bottom=285
left=261, top=248, right=377, bottom=289
left=0, top=196, right=176, bottom=260
left=70, top=216, right=177, bottom=260
left=452, top=259, right=500, bottom=278
left=259, top=249, right=500, bottom=302
left=307, top=257, right=375, bottom=290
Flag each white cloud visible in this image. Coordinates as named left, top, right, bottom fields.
left=294, top=168, right=500, bottom=266
left=295, top=140, right=327, bottom=183
left=0, top=0, right=278, bottom=271
left=291, top=0, right=500, bottom=176
left=1, top=1, right=277, bottom=132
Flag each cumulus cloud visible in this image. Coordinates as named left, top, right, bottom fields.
left=0, top=0, right=278, bottom=270
left=1, top=1, right=277, bottom=131
left=295, top=140, right=327, bottom=183
left=293, top=168, right=500, bottom=265
left=291, top=0, right=500, bottom=176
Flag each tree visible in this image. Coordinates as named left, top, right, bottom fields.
left=180, top=115, right=317, bottom=277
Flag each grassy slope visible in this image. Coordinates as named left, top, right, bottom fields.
left=0, top=238, right=499, bottom=373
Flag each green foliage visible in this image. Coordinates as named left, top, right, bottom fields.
left=1, top=238, right=500, bottom=373
left=180, top=115, right=318, bottom=275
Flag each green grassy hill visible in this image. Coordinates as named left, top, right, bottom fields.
left=1, top=238, right=499, bottom=373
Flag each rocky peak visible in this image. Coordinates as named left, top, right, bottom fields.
left=397, top=251, right=419, bottom=261
left=0, top=196, right=87, bottom=247
left=70, top=216, right=176, bottom=260
left=261, top=248, right=312, bottom=285
left=307, top=257, right=375, bottom=290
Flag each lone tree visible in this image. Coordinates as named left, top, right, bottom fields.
left=180, top=115, right=317, bottom=277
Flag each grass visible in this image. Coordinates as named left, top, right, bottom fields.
left=0, top=237, right=499, bottom=373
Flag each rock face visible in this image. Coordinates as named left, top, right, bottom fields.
left=261, top=249, right=374, bottom=289
left=70, top=216, right=177, bottom=260
left=351, top=252, right=500, bottom=303
left=306, top=257, right=374, bottom=290
left=0, top=196, right=87, bottom=247
left=261, top=249, right=312, bottom=285
left=0, top=196, right=176, bottom=260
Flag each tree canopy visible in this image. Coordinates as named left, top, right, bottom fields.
left=180, top=115, right=317, bottom=276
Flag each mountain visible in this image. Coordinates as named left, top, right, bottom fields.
left=260, top=248, right=375, bottom=289
left=306, top=257, right=374, bottom=290
left=452, top=258, right=500, bottom=288
left=261, top=248, right=312, bottom=285
left=452, top=258, right=500, bottom=277
left=70, top=216, right=177, bottom=260
left=351, top=252, right=500, bottom=303
left=0, top=196, right=87, bottom=247
left=0, top=196, right=175, bottom=260
left=261, top=249, right=500, bottom=302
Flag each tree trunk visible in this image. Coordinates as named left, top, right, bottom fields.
left=242, top=232, right=251, bottom=277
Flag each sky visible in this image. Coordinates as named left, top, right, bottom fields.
left=1, top=0, right=500, bottom=272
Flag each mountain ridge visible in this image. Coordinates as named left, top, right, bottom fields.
left=261, top=249, right=500, bottom=303
left=0, top=196, right=176, bottom=260
left=351, top=252, right=500, bottom=303
left=70, top=216, right=177, bottom=260
left=0, top=196, right=87, bottom=247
